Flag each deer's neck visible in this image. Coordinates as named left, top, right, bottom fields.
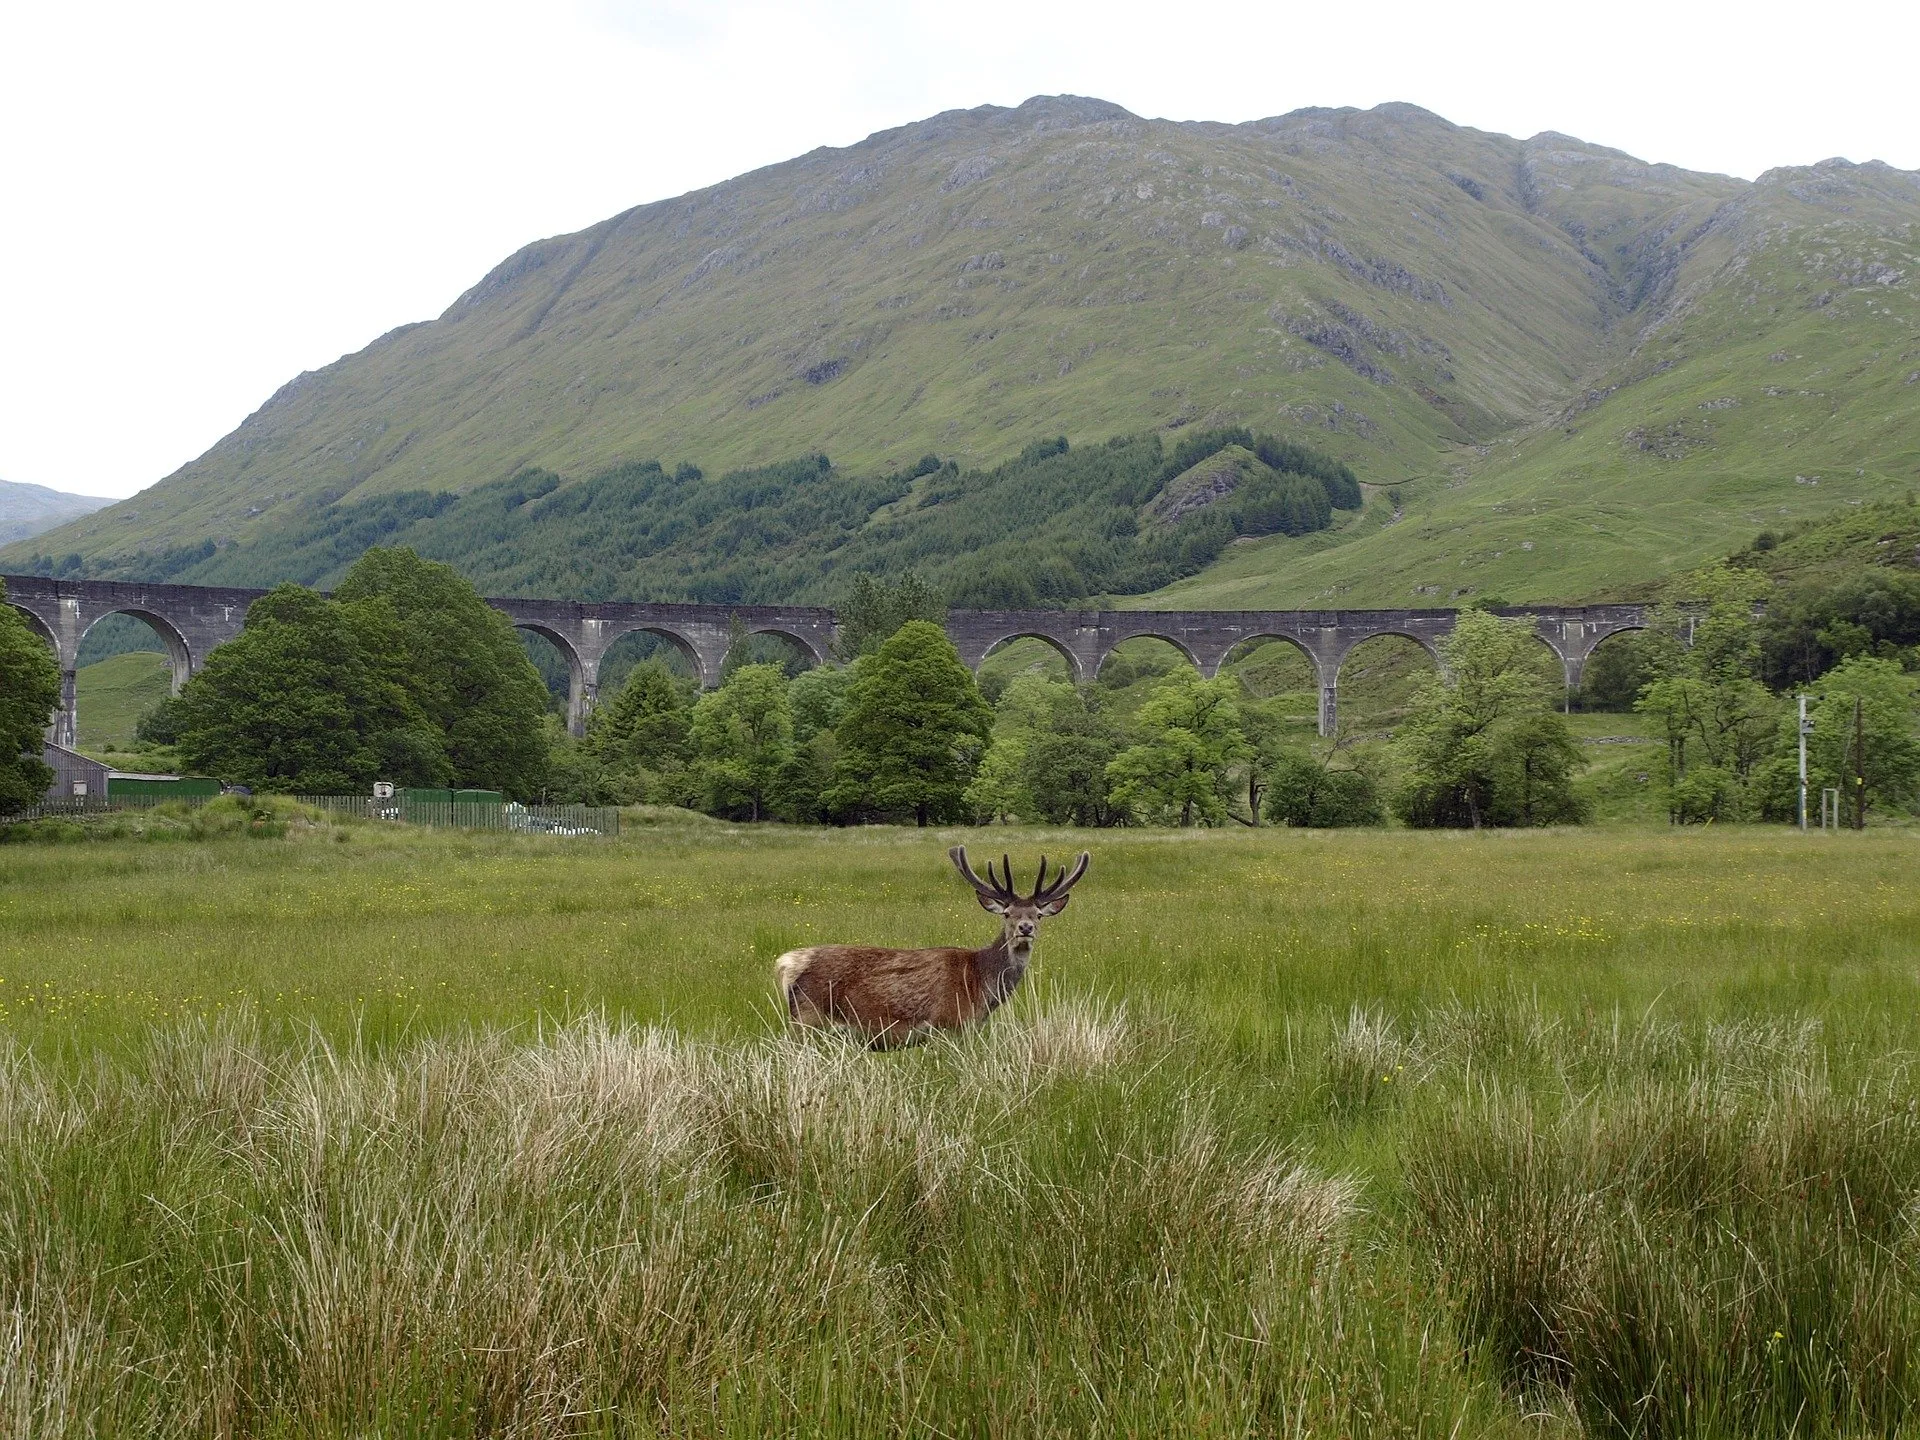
left=976, top=932, right=1031, bottom=1012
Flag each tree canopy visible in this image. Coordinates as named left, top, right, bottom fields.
left=0, top=579, right=60, bottom=815
left=173, top=584, right=444, bottom=794
left=333, top=547, right=550, bottom=796
left=690, top=663, right=794, bottom=822
left=1394, top=610, right=1587, bottom=828
left=1105, top=669, right=1250, bottom=827
left=169, top=553, right=550, bottom=798
left=827, top=622, right=990, bottom=825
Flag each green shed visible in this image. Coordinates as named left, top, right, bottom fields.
left=107, top=774, right=221, bottom=801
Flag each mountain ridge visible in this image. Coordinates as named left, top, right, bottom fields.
left=8, top=96, right=1917, bottom=607
left=0, top=479, right=113, bottom=548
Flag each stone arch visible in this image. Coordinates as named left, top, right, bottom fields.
left=8, top=601, right=72, bottom=744
left=978, top=631, right=1084, bottom=684
left=605, top=624, right=705, bottom=685
left=512, top=622, right=592, bottom=735
left=7, top=602, right=59, bottom=661
left=1218, top=632, right=1325, bottom=738
left=1505, top=626, right=1572, bottom=704
left=1331, top=629, right=1442, bottom=678
left=743, top=626, right=826, bottom=672
left=1570, top=624, right=1650, bottom=712
left=79, top=608, right=193, bottom=694
left=1218, top=631, right=1320, bottom=681
left=1328, top=631, right=1442, bottom=738
left=1095, top=631, right=1201, bottom=677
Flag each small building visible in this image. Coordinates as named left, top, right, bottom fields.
left=106, top=774, right=222, bottom=801
left=38, top=745, right=221, bottom=804
left=42, top=742, right=109, bottom=801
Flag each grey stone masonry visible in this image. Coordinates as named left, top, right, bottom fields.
left=945, top=605, right=1651, bottom=734
left=5, top=575, right=1650, bottom=743
left=3, top=577, right=837, bottom=741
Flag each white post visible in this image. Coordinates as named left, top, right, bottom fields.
left=1798, top=694, right=1810, bottom=832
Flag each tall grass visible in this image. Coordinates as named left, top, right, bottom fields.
left=0, top=1002, right=1510, bottom=1437
left=1408, top=1062, right=1920, bottom=1438
left=4, top=820, right=1920, bottom=1433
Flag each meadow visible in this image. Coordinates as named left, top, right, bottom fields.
left=2, top=807, right=1919, bottom=1436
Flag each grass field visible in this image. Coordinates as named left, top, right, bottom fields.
left=3, top=807, right=1918, bottom=1436
left=70, top=651, right=171, bottom=752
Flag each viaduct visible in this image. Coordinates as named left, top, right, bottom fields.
left=3, top=575, right=1653, bottom=745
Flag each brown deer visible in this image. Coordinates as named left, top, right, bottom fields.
left=775, top=847, right=1090, bottom=1047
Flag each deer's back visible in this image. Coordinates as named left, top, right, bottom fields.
left=777, top=944, right=987, bottom=1040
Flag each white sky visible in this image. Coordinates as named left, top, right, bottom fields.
left=3, top=0, right=1916, bottom=501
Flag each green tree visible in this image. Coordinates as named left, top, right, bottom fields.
left=827, top=621, right=990, bottom=825
left=773, top=664, right=859, bottom=822
left=1235, top=697, right=1316, bottom=824
left=1633, top=567, right=1781, bottom=822
left=832, top=573, right=946, bottom=660
left=1804, top=655, right=1920, bottom=825
left=173, top=585, right=445, bottom=793
left=1020, top=729, right=1121, bottom=826
left=1105, top=669, right=1250, bottom=826
left=334, top=548, right=550, bottom=797
left=589, top=660, right=691, bottom=771
left=965, top=673, right=1081, bottom=822
left=0, top=580, right=61, bottom=815
left=1486, top=711, right=1589, bottom=826
left=1395, top=609, right=1585, bottom=828
left=1262, top=749, right=1383, bottom=828
left=543, top=718, right=645, bottom=806
left=1759, top=570, right=1920, bottom=689
left=965, top=673, right=1123, bottom=825
left=690, top=663, right=793, bottom=821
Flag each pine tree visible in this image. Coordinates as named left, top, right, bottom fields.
left=590, top=661, right=691, bottom=770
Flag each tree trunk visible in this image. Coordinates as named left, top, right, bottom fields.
left=916, top=803, right=929, bottom=827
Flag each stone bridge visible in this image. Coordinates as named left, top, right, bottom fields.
left=944, top=605, right=1653, bottom=734
left=3, top=574, right=1652, bottom=745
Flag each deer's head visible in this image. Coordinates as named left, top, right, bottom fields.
left=949, top=847, right=1090, bottom=952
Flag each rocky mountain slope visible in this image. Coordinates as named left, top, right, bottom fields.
left=8, top=96, right=1917, bottom=605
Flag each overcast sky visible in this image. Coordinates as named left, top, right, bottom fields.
left=4, top=0, right=1916, bottom=501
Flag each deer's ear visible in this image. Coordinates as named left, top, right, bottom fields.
left=975, top=891, right=1010, bottom=914
left=1034, top=893, right=1071, bottom=917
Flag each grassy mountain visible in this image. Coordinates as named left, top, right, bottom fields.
left=7, top=96, right=1917, bottom=606
left=0, top=479, right=111, bottom=547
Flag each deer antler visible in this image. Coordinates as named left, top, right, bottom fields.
left=1034, top=851, right=1091, bottom=902
left=949, top=846, right=1016, bottom=901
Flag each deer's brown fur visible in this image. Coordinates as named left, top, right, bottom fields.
left=775, top=848, right=1089, bottom=1048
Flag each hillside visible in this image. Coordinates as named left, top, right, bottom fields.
left=6, top=96, right=1918, bottom=605
left=0, top=479, right=111, bottom=547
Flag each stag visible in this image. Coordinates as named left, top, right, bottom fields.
left=775, top=847, right=1090, bottom=1047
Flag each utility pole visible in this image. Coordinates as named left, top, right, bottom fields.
left=1853, top=694, right=1867, bottom=831
left=1797, top=693, right=1812, bottom=832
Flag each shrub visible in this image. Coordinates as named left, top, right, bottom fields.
left=1262, top=752, right=1383, bottom=827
